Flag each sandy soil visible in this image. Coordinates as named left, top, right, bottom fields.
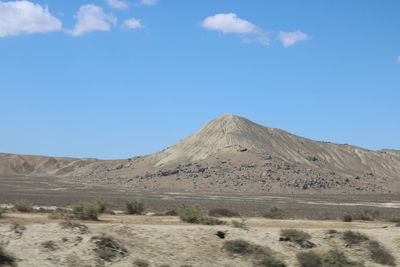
left=1, top=212, right=399, bottom=267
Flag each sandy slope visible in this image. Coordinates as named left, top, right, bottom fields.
left=0, top=213, right=399, bottom=266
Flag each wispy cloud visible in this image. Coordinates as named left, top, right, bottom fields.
left=123, top=18, right=143, bottom=29
left=105, top=0, right=129, bottom=9
left=138, top=0, right=157, bottom=6
left=201, top=13, right=269, bottom=45
left=0, top=0, right=62, bottom=38
left=278, top=31, right=310, bottom=47
left=69, top=5, right=116, bottom=36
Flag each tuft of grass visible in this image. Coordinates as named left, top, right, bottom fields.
left=125, top=200, right=145, bottom=215
left=223, top=239, right=263, bottom=256
left=14, top=201, right=33, bottom=212
left=59, top=221, right=89, bottom=234
left=72, top=202, right=99, bottom=220
left=342, top=215, right=352, bottom=222
left=231, top=218, right=249, bottom=230
left=209, top=208, right=239, bottom=217
left=133, top=259, right=150, bottom=267
left=177, top=205, right=204, bottom=223
left=280, top=229, right=311, bottom=242
left=342, top=231, right=369, bottom=245
left=357, top=209, right=380, bottom=221
left=263, top=206, right=284, bottom=219
left=297, top=251, right=322, bottom=267
left=0, top=246, right=15, bottom=266
left=256, top=255, right=287, bottom=267
left=322, top=249, right=364, bottom=267
left=91, top=235, right=128, bottom=262
left=41, top=240, right=58, bottom=251
left=367, top=241, right=396, bottom=266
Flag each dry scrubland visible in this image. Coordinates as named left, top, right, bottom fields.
left=1, top=202, right=399, bottom=267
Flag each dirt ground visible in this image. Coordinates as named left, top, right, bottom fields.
left=1, top=212, right=399, bottom=267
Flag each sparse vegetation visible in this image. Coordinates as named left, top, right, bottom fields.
left=59, top=221, right=89, bottom=234
left=14, top=201, right=33, bottom=212
left=209, top=208, right=239, bottom=217
left=94, top=200, right=109, bottom=214
left=0, top=207, right=5, bottom=218
left=72, top=202, right=99, bottom=220
left=256, top=255, right=286, bottom=267
left=41, top=240, right=58, bottom=251
left=263, top=206, right=284, bottom=219
left=177, top=205, right=204, bottom=223
left=231, top=218, right=249, bottom=230
left=322, top=249, right=364, bottom=267
left=357, top=209, right=380, bottom=221
left=200, top=217, right=226, bottom=225
left=91, top=235, right=128, bottom=262
left=48, top=207, right=73, bottom=220
left=388, top=216, right=400, bottom=223
left=125, top=200, right=145, bottom=215
left=342, top=214, right=352, bottom=222
left=367, top=241, right=395, bottom=266
left=342, top=231, right=369, bottom=245
left=280, top=229, right=311, bottom=242
left=223, top=239, right=263, bottom=256
left=133, top=259, right=150, bottom=267
left=297, top=251, right=322, bottom=267
left=0, top=246, right=15, bottom=267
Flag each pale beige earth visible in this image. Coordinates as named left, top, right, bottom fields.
left=0, top=212, right=399, bottom=266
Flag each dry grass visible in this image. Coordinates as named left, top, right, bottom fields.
left=280, top=229, right=311, bottom=242
left=14, top=202, right=33, bottom=212
left=263, top=206, right=284, bottom=219
left=91, top=235, right=128, bottom=262
left=322, top=249, right=364, bottom=266
left=297, top=251, right=322, bottom=267
left=367, top=241, right=396, bottom=266
left=342, top=231, right=369, bottom=245
left=208, top=208, right=239, bottom=217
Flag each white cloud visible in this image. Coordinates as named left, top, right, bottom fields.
left=138, top=0, right=157, bottom=6
left=278, top=30, right=310, bottom=47
left=123, top=18, right=143, bottom=29
left=69, top=5, right=116, bottom=36
left=105, top=0, right=129, bottom=9
left=201, top=13, right=268, bottom=45
left=0, top=0, right=62, bottom=37
left=202, top=13, right=259, bottom=34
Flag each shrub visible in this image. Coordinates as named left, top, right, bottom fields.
left=59, top=221, right=89, bottom=234
left=200, top=217, right=226, bottom=225
left=14, top=201, right=33, bottom=212
left=342, top=231, right=369, bottom=245
left=0, top=246, right=15, bottom=266
left=223, top=239, right=262, bottom=256
left=0, top=207, right=5, bottom=218
left=342, top=215, right=352, bottom=222
left=164, top=209, right=177, bottom=216
left=388, top=216, right=400, bottom=223
left=133, top=259, right=150, bottom=267
left=263, top=206, right=284, bottom=219
left=95, top=200, right=109, bottom=214
left=72, top=202, right=99, bottom=220
left=232, top=218, right=249, bottom=230
left=209, top=208, right=239, bottom=217
left=177, top=205, right=204, bottom=223
left=91, top=235, right=128, bottom=262
left=125, top=200, right=145, bottom=215
left=297, top=251, right=322, bottom=267
left=367, top=241, right=395, bottom=266
left=48, top=208, right=73, bottom=220
left=357, top=209, right=380, bottom=221
left=322, top=249, right=364, bottom=267
left=280, top=229, right=311, bottom=242
left=257, top=255, right=286, bottom=267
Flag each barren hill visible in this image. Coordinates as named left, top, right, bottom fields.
left=1, top=114, right=399, bottom=193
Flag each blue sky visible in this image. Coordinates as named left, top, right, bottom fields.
left=1, top=0, right=399, bottom=159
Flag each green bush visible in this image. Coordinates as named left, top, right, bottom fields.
left=322, top=249, right=364, bottom=267
left=14, top=201, right=33, bottom=212
left=367, top=241, right=395, bottom=266
left=125, top=200, right=145, bottom=215
left=95, top=200, right=109, bottom=214
left=263, top=206, right=284, bottom=219
left=297, top=251, right=322, bottom=267
left=0, top=246, right=15, bottom=266
left=177, top=205, right=204, bottom=223
left=72, top=202, right=99, bottom=220
left=280, top=229, right=311, bottom=242
left=342, top=231, right=369, bottom=245
left=342, top=215, right=352, bottom=222
left=209, top=208, right=239, bottom=217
